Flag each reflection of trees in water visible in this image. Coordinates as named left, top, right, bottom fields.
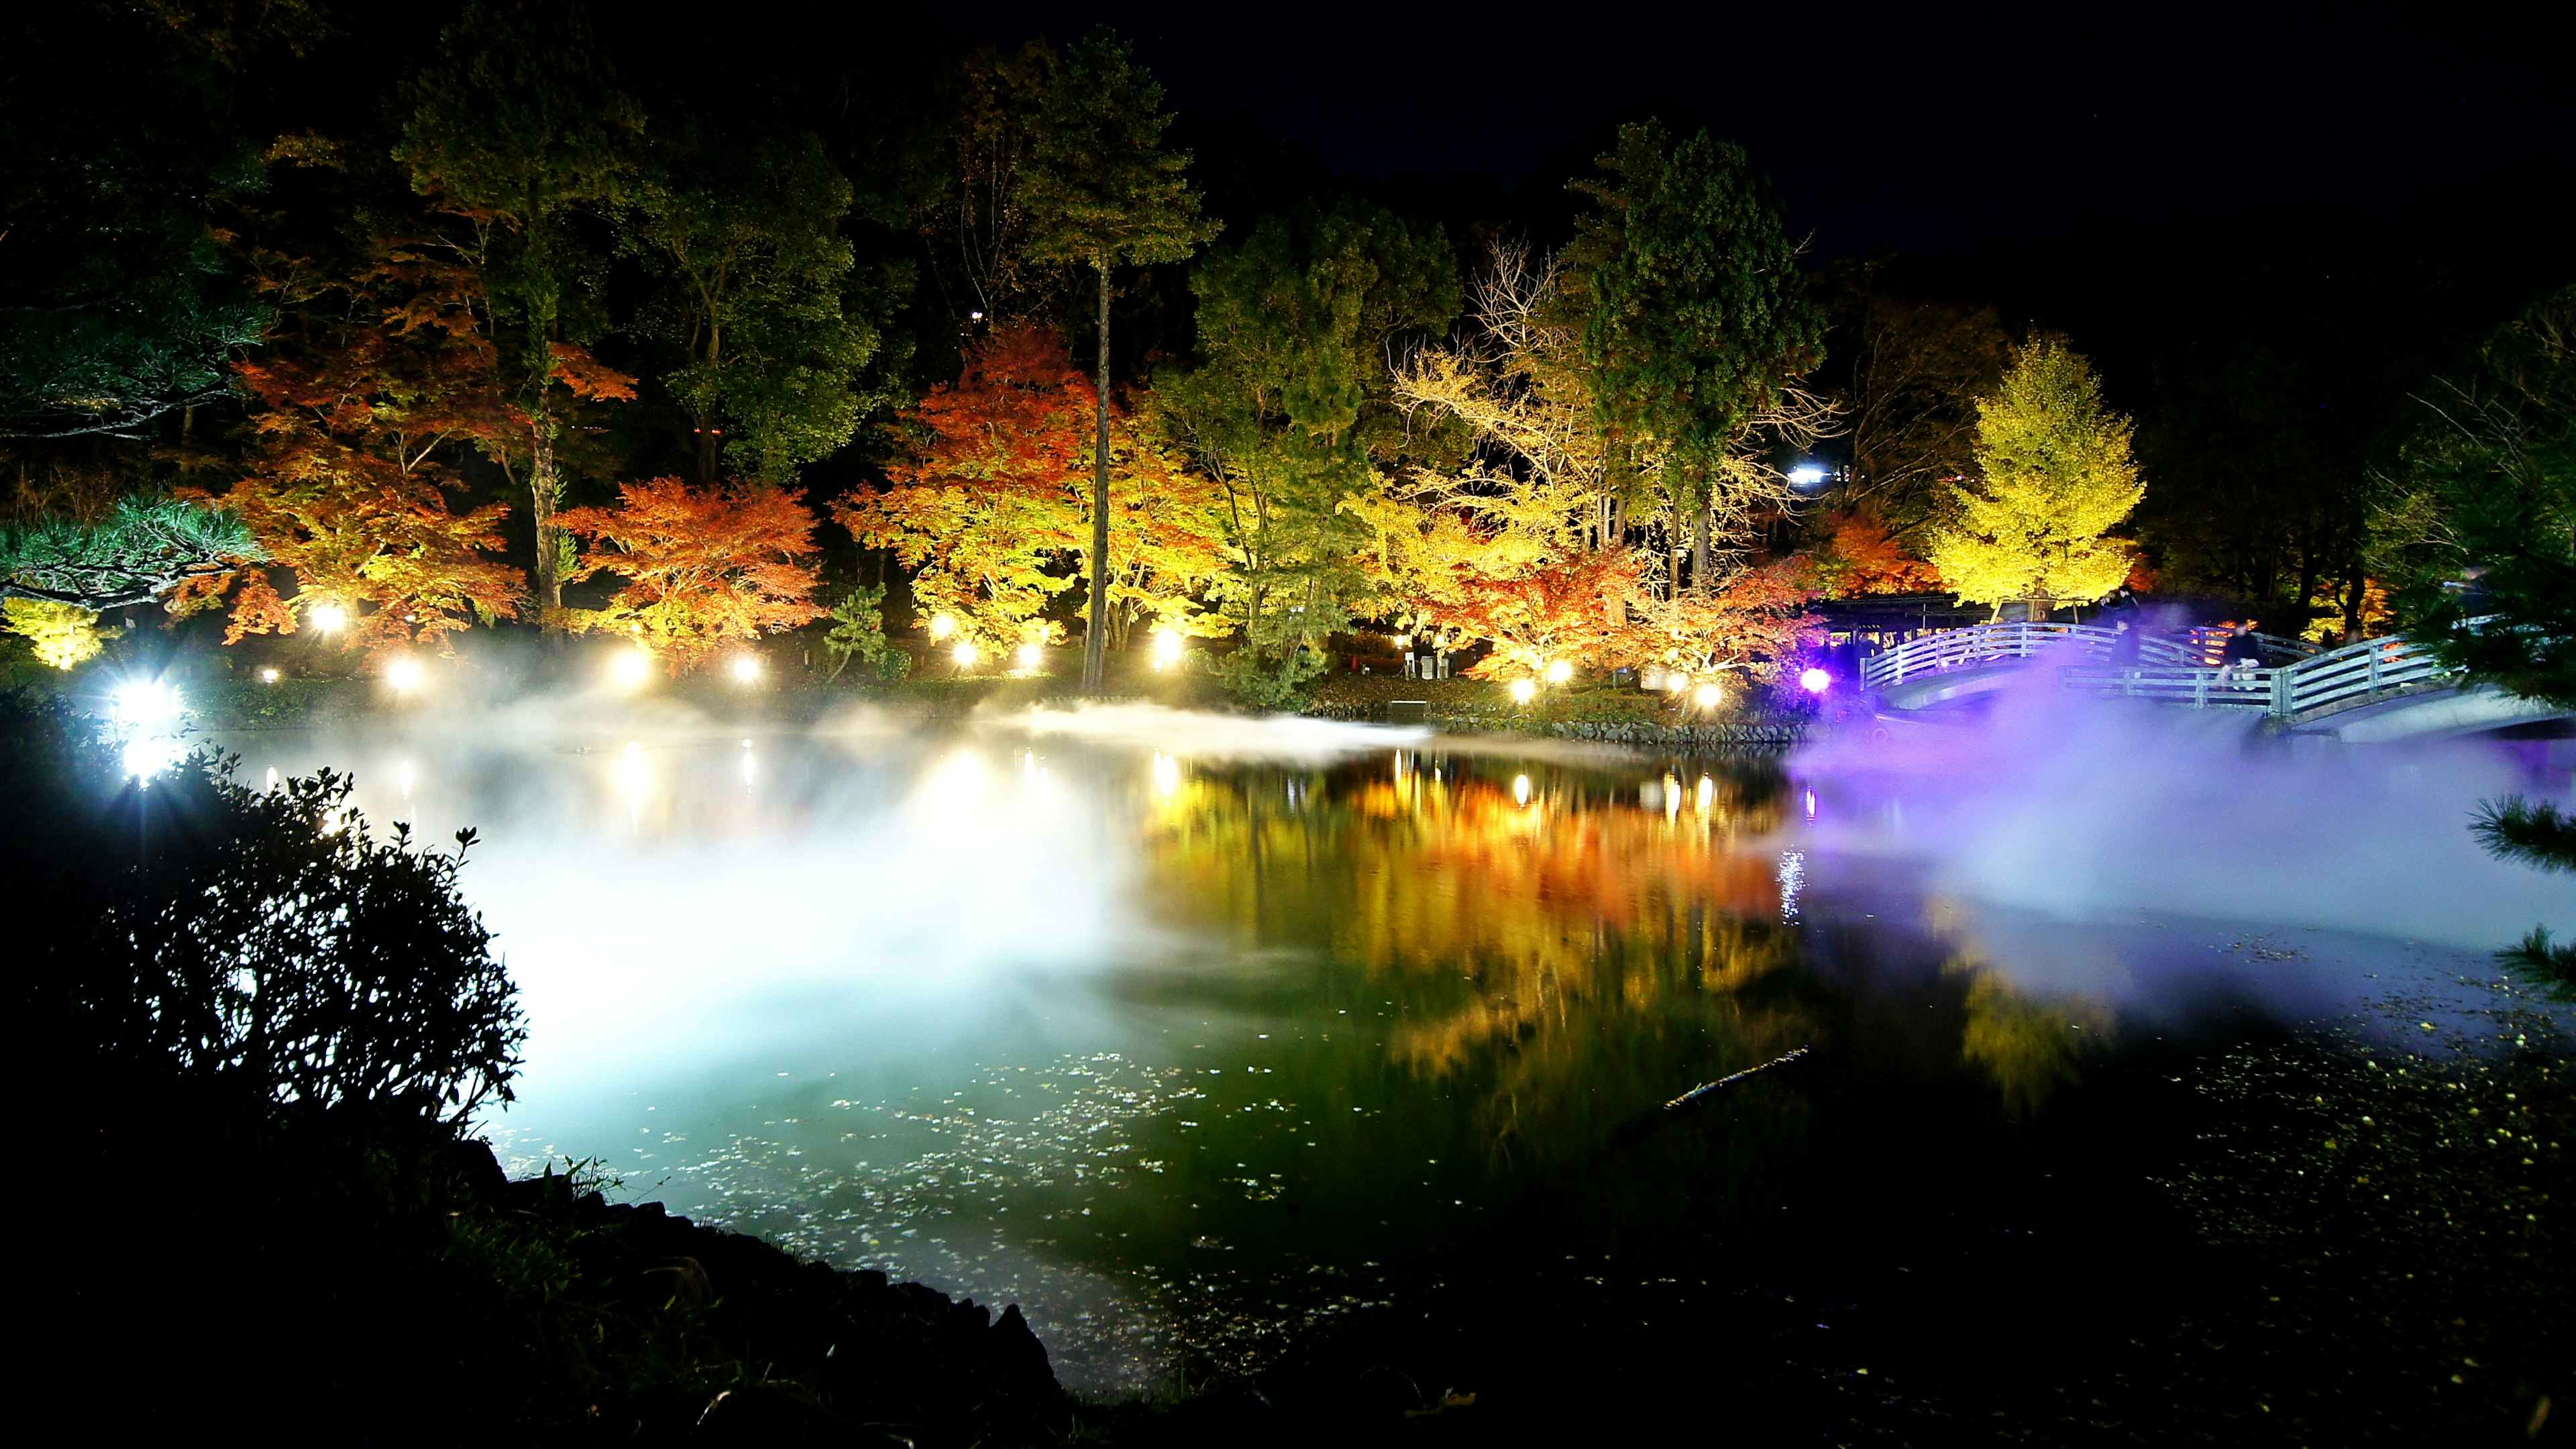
left=1142, top=757, right=1819, bottom=1169
left=1947, top=957, right=2113, bottom=1118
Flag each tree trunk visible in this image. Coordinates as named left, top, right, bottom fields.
left=1083, top=264, right=1112, bottom=695
left=1690, top=499, right=1711, bottom=596
left=531, top=419, right=565, bottom=635
left=2340, top=559, right=2367, bottom=642
left=696, top=422, right=719, bottom=486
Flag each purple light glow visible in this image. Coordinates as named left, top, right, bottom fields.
left=1800, top=667, right=1832, bottom=694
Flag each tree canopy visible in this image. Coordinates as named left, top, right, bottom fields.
left=1926, top=337, right=2145, bottom=614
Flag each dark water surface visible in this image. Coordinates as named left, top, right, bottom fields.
left=217, top=708, right=2572, bottom=1440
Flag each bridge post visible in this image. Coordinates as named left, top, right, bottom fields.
left=2268, top=667, right=2292, bottom=718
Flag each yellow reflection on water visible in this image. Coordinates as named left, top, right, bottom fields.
left=1141, top=759, right=1811, bottom=1161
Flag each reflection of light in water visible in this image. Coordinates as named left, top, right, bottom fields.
left=740, top=739, right=756, bottom=788
left=1152, top=751, right=1179, bottom=798
left=1513, top=773, right=1532, bottom=806
left=923, top=749, right=990, bottom=810
left=1776, top=850, right=1805, bottom=922
left=264, top=765, right=279, bottom=791
left=1803, top=788, right=1817, bottom=822
left=398, top=760, right=415, bottom=799
left=614, top=742, right=649, bottom=829
left=1696, top=774, right=1715, bottom=814
left=1664, top=773, right=1681, bottom=820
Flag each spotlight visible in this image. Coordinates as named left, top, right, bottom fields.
left=1800, top=667, right=1832, bottom=694
left=383, top=655, right=425, bottom=693
left=951, top=642, right=978, bottom=669
left=729, top=653, right=763, bottom=685
left=928, top=613, right=957, bottom=641
left=306, top=602, right=347, bottom=635
left=1544, top=659, right=1572, bottom=685
left=1015, top=642, right=1043, bottom=671
left=1693, top=682, right=1723, bottom=709
left=1150, top=628, right=1184, bottom=671
left=109, top=678, right=186, bottom=781
left=1509, top=679, right=1537, bottom=704
left=608, top=647, right=653, bottom=690
left=258, top=667, right=280, bottom=684
left=1787, top=463, right=1829, bottom=494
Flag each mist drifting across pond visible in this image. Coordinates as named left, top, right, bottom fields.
left=202, top=675, right=2571, bottom=1389
left=1788, top=665, right=2575, bottom=951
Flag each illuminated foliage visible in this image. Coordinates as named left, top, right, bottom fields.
left=1447, top=547, right=1644, bottom=681
left=1799, top=510, right=1943, bottom=596
left=196, top=226, right=526, bottom=657
left=397, top=0, right=643, bottom=625
left=557, top=476, right=825, bottom=669
left=1157, top=200, right=1458, bottom=703
left=835, top=326, right=1227, bottom=655
left=1, top=598, right=115, bottom=668
left=1635, top=560, right=1823, bottom=684
left=1566, top=121, right=1830, bottom=595
left=1954, top=965, right=2108, bottom=1118
left=1926, top=337, right=2145, bottom=615
left=818, top=584, right=912, bottom=683
left=1021, top=27, right=1215, bottom=689
left=0, top=496, right=258, bottom=609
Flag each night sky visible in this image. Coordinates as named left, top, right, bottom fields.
left=930, top=1, right=2575, bottom=256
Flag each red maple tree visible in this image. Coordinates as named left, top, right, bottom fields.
left=556, top=477, right=826, bottom=669
left=191, top=233, right=529, bottom=657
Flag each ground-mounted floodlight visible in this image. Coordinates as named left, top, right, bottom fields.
left=928, top=614, right=957, bottom=641
left=951, top=642, right=978, bottom=669
left=109, top=677, right=186, bottom=782
left=1800, top=667, right=1832, bottom=694
left=1015, top=642, right=1043, bottom=671
left=383, top=655, right=425, bottom=694
left=306, top=601, right=348, bottom=635
left=1693, top=680, right=1723, bottom=709
left=1544, top=659, right=1572, bottom=685
left=1787, top=463, right=1830, bottom=496
left=258, top=667, right=281, bottom=684
left=608, top=647, right=654, bottom=691
left=1509, top=678, right=1537, bottom=704
left=730, top=653, right=763, bottom=685
left=1150, top=628, right=1185, bottom=671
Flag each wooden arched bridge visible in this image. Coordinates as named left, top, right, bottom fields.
left=1855, top=621, right=2570, bottom=740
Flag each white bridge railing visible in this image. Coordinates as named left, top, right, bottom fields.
left=1858, top=621, right=2455, bottom=721
left=2062, top=634, right=2456, bottom=718
left=1858, top=621, right=2313, bottom=691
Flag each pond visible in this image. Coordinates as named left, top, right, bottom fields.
left=217, top=697, right=2573, bottom=1438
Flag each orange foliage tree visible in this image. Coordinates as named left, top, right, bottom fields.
left=1636, top=559, right=1823, bottom=684
left=191, top=233, right=528, bottom=657
left=1799, top=510, right=1942, bottom=596
left=1451, top=547, right=1646, bottom=681
left=555, top=478, right=826, bottom=669
left=833, top=326, right=1227, bottom=653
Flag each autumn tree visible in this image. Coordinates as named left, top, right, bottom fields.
left=1020, top=28, right=1214, bottom=692
left=1566, top=121, right=1830, bottom=597
left=1633, top=561, right=1823, bottom=686
left=192, top=209, right=528, bottom=658
left=555, top=477, right=825, bottom=670
left=836, top=325, right=1225, bottom=657
left=1450, top=547, right=1644, bottom=682
left=624, top=122, right=891, bottom=486
left=1926, top=337, right=2145, bottom=619
left=1799, top=511, right=1943, bottom=596
left=1156, top=200, right=1458, bottom=705
left=397, top=0, right=643, bottom=627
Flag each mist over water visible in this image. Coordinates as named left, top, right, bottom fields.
left=209, top=682, right=2572, bottom=1392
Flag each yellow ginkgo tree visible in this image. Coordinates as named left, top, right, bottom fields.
left=1927, top=336, right=2145, bottom=620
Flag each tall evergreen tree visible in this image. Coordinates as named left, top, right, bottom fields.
left=396, top=0, right=643, bottom=629
left=1020, top=29, right=1213, bottom=693
left=1566, top=121, right=1824, bottom=596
